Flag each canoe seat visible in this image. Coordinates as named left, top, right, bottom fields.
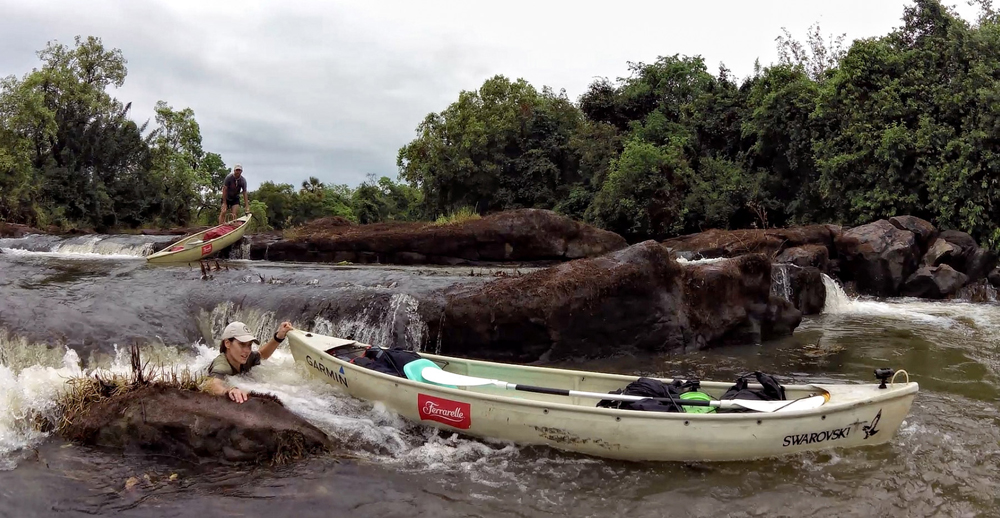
left=404, top=359, right=456, bottom=388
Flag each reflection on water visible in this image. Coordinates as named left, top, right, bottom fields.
left=0, top=254, right=998, bottom=516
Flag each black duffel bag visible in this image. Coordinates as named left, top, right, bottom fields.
left=596, top=377, right=702, bottom=413
left=717, top=371, right=786, bottom=412
left=351, top=347, right=422, bottom=378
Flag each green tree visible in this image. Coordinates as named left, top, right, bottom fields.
left=740, top=64, right=823, bottom=224
left=251, top=181, right=297, bottom=229
left=775, top=23, right=847, bottom=81
left=0, top=89, right=36, bottom=222
left=397, top=75, right=583, bottom=217
left=291, top=177, right=354, bottom=225
left=247, top=199, right=270, bottom=232
left=578, top=56, right=756, bottom=236
left=194, top=151, right=231, bottom=222
left=0, top=36, right=147, bottom=229
left=146, top=101, right=207, bottom=227
left=351, top=174, right=424, bottom=223
left=810, top=0, right=1000, bottom=246
left=586, top=139, right=692, bottom=240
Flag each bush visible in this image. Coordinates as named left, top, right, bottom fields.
left=434, top=206, right=481, bottom=225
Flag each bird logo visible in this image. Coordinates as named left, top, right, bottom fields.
left=863, top=409, right=882, bottom=439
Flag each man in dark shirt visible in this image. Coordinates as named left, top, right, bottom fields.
left=204, top=320, right=293, bottom=403
left=219, top=163, right=249, bottom=224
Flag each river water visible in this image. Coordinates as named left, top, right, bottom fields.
left=0, top=235, right=998, bottom=517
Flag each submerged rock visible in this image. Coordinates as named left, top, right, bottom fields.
left=59, top=383, right=333, bottom=465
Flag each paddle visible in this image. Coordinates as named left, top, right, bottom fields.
left=420, top=368, right=827, bottom=413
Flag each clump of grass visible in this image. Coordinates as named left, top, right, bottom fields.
left=434, top=206, right=481, bottom=225
left=54, top=343, right=205, bottom=436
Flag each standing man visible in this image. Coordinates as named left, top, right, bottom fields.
left=219, top=163, right=249, bottom=224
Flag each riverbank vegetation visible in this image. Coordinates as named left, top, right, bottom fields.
left=3, top=1, right=999, bottom=247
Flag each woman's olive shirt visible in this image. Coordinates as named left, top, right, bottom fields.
left=207, top=351, right=261, bottom=379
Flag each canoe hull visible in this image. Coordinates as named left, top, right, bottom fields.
left=288, top=331, right=918, bottom=462
left=146, top=214, right=251, bottom=263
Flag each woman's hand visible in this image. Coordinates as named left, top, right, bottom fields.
left=276, top=321, right=293, bottom=340
left=260, top=322, right=293, bottom=360
left=228, top=386, right=249, bottom=404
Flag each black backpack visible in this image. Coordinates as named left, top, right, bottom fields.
left=351, top=347, right=422, bottom=378
left=717, top=371, right=786, bottom=412
left=596, top=377, right=702, bottom=413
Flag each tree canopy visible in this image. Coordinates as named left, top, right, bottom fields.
left=396, top=0, right=1000, bottom=247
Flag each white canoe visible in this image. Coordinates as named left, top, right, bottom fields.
left=287, top=330, right=919, bottom=462
left=146, top=214, right=252, bottom=263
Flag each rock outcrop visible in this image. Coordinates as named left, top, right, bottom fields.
left=772, top=264, right=827, bottom=315
left=251, top=209, right=627, bottom=265
left=663, top=214, right=995, bottom=300
left=59, top=383, right=333, bottom=464
left=0, top=222, right=42, bottom=238
left=434, top=241, right=801, bottom=362
left=836, top=219, right=922, bottom=297
left=662, top=225, right=839, bottom=262
left=774, top=244, right=830, bottom=271
left=900, top=264, right=968, bottom=299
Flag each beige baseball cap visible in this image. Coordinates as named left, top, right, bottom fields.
left=221, top=321, right=258, bottom=344
left=234, top=163, right=243, bottom=171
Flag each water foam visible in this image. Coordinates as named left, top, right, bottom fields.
left=0, top=348, right=83, bottom=468
left=0, top=248, right=143, bottom=260
left=50, top=235, right=155, bottom=257
left=676, top=256, right=727, bottom=265
left=0, top=334, right=223, bottom=471
left=311, top=293, right=429, bottom=350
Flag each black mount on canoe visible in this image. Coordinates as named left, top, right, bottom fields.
left=874, top=368, right=895, bottom=389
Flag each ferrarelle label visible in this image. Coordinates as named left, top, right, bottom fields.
left=418, top=394, right=471, bottom=429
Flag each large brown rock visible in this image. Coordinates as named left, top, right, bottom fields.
left=922, top=230, right=997, bottom=283
left=836, top=220, right=921, bottom=297
left=772, top=264, right=827, bottom=315
left=900, top=264, right=969, bottom=299
left=683, top=256, right=803, bottom=345
left=662, top=225, right=837, bottom=260
left=889, top=216, right=938, bottom=250
left=989, top=268, right=1000, bottom=288
left=251, top=209, right=627, bottom=265
left=775, top=244, right=830, bottom=271
left=0, top=222, right=41, bottom=238
left=966, top=247, right=999, bottom=283
left=923, top=237, right=961, bottom=267
left=435, top=241, right=801, bottom=362
left=60, top=384, right=334, bottom=464
left=936, top=229, right=978, bottom=271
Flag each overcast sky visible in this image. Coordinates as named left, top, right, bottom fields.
left=0, top=0, right=980, bottom=190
